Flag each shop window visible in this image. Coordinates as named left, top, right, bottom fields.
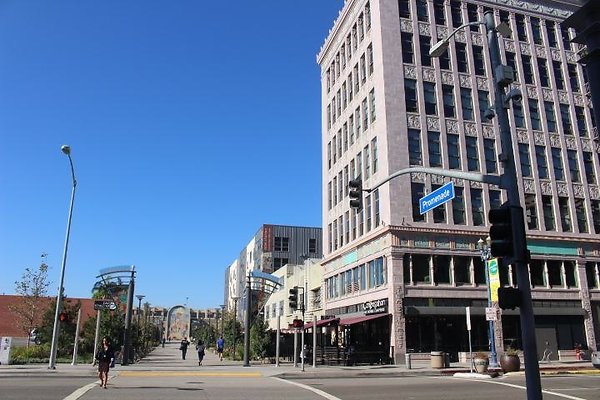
left=454, top=256, right=470, bottom=285
left=433, top=255, right=451, bottom=284
left=565, top=261, right=578, bottom=288
left=412, top=254, right=431, bottom=283
left=547, top=260, right=563, bottom=288
left=530, top=259, right=545, bottom=287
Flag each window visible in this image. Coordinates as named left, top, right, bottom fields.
left=461, top=88, right=473, bottom=120
left=552, top=61, right=564, bottom=90
left=374, top=188, right=380, bottom=227
left=506, top=52, right=518, bottom=81
left=559, top=197, right=572, bottom=232
left=416, top=0, right=428, bottom=22
left=355, top=107, right=361, bottom=134
left=456, top=43, right=468, bottom=73
left=531, top=17, right=542, bottom=45
left=367, top=44, right=374, bottom=76
left=399, top=0, right=410, bottom=18
left=484, top=138, right=497, bottom=173
left=583, top=152, right=596, bottom=184
left=466, top=136, right=479, bottom=171
left=433, top=0, right=445, bottom=25
left=348, top=73, right=353, bottom=102
left=535, top=145, right=549, bottom=179
left=405, top=79, right=418, bottom=112
left=552, top=147, right=565, bottom=181
left=450, top=0, right=462, bottom=28
left=408, top=129, right=422, bottom=166
left=371, top=137, right=378, bottom=173
left=544, top=101, right=557, bottom=132
left=567, top=150, right=580, bottom=182
left=401, top=32, right=414, bottom=64
left=442, top=85, right=455, bottom=117
left=516, top=14, right=527, bottom=41
left=467, top=4, right=479, bottom=31
left=519, top=143, right=532, bottom=177
left=575, top=106, right=588, bottom=137
left=568, top=64, right=580, bottom=91
left=424, top=82, right=437, bottom=115
left=522, top=55, right=534, bottom=84
left=273, top=258, right=289, bottom=271
left=362, top=98, right=369, bottom=130
left=489, top=189, right=502, bottom=209
left=452, top=186, right=466, bottom=225
left=478, top=90, right=489, bottom=121
left=327, top=181, right=332, bottom=210
left=447, top=134, right=461, bottom=169
left=561, top=25, right=571, bottom=50
left=431, top=184, right=447, bottom=223
left=542, top=195, right=556, bottom=231
left=525, top=194, right=538, bottom=230
left=471, top=188, right=484, bottom=226
left=274, top=237, right=289, bottom=252
left=420, top=35, right=432, bottom=67
left=560, top=104, right=572, bottom=135
left=349, top=114, right=355, bottom=144
left=439, top=47, right=451, bottom=70
left=428, top=131, right=442, bottom=167
left=363, top=144, right=370, bottom=179
left=529, top=98, right=541, bottom=130
left=412, top=183, right=425, bottom=222
left=546, top=21, right=557, bottom=47
left=369, top=89, right=376, bottom=122
left=473, top=46, right=485, bottom=75
left=360, top=54, right=366, bottom=83
left=513, top=101, right=525, bottom=128
left=538, top=58, right=549, bottom=87
left=592, top=200, right=600, bottom=234
left=365, top=194, right=372, bottom=231
left=365, top=1, right=371, bottom=30
left=575, top=198, right=588, bottom=233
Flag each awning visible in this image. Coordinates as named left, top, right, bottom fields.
left=339, top=313, right=390, bottom=326
left=303, top=317, right=340, bottom=330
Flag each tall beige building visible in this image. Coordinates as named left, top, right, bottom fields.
left=318, top=0, right=598, bottom=364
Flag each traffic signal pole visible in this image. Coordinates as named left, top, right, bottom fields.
left=484, top=11, right=541, bottom=399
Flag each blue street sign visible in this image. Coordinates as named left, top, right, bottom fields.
left=419, top=181, right=455, bottom=214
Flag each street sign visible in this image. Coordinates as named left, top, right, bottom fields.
left=94, top=299, right=117, bottom=311
left=486, top=307, right=498, bottom=321
left=466, top=306, right=471, bottom=331
left=419, top=181, right=455, bottom=214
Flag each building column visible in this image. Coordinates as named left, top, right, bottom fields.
left=576, top=260, right=597, bottom=352
left=390, top=250, right=406, bottom=365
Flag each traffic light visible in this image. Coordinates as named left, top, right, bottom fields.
left=488, top=203, right=514, bottom=258
left=498, top=287, right=522, bottom=310
left=292, top=318, right=304, bottom=328
left=59, top=312, right=68, bottom=322
left=289, top=287, right=299, bottom=311
left=349, top=178, right=363, bottom=210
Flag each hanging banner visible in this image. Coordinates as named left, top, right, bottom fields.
left=488, top=258, right=501, bottom=302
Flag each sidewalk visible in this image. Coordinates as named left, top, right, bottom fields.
left=1, top=342, right=598, bottom=379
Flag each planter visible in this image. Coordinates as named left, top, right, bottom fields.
left=473, top=357, right=489, bottom=373
left=500, top=354, right=520, bottom=373
left=592, top=353, right=600, bottom=369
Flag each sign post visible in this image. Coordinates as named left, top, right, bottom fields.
left=466, top=307, right=473, bottom=374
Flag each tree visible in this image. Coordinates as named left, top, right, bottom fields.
left=36, top=297, right=80, bottom=358
left=250, top=316, right=271, bottom=360
left=9, top=258, right=51, bottom=348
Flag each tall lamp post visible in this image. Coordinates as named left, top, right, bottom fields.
left=478, top=237, right=498, bottom=368
left=48, top=145, right=77, bottom=369
left=231, top=296, right=240, bottom=361
left=136, top=294, right=145, bottom=347
left=431, top=11, right=541, bottom=399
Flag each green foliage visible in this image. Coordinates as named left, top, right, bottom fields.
left=191, top=320, right=216, bottom=347
left=505, top=347, right=520, bottom=356
left=250, top=316, right=270, bottom=360
left=222, top=311, right=243, bottom=358
left=10, top=343, right=51, bottom=364
left=35, top=298, right=80, bottom=358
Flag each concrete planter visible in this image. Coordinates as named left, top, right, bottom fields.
left=473, top=357, right=489, bottom=373
left=592, top=352, right=600, bottom=369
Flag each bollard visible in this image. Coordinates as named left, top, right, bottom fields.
left=405, top=353, right=412, bottom=369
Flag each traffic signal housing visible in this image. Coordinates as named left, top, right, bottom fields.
left=349, top=178, right=363, bottom=210
left=488, top=203, right=513, bottom=258
left=498, top=287, right=522, bottom=310
left=59, top=312, right=68, bottom=322
left=289, top=287, right=299, bottom=311
left=292, top=318, right=304, bottom=328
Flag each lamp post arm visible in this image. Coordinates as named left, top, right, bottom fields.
left=446, top=21, right=485, bottom=41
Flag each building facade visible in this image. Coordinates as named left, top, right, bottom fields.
left=318, top=0, right=599, bottom=364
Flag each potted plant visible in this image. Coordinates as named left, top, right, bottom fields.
left=473, top=352, right=489, bottom=373
left=500, top=347, right=521, bottom=373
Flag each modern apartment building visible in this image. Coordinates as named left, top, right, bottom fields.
left=224, top=224, right=322, bottom=318
left=318, top=0, right=599, bottom=364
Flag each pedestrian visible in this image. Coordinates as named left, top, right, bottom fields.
left=95, top=337, right=115, bottom=389
left=196, top=340, right=205, bottom=366
left=216, top=336, right=225, bottom=361
left=162, top=337, right=166, bottom=348
left=179, top=337, right=190, bottom=360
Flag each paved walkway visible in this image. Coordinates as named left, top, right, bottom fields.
left=1, top=342, right=598, bottom=379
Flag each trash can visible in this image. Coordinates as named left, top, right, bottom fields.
left=431, top=351, right=445, bottom=369
left=405, top=353, right=412, bottom=369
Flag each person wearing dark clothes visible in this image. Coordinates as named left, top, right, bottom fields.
left=216, top=336, right=225, bottom=361
left=180, top=337, right=190, bottom=360
left=196, top=340, right=206, bottom=366
left=95, top=337, right=115, bottom=389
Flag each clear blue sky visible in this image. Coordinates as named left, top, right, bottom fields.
left=0, top=0, right=343, bottom=309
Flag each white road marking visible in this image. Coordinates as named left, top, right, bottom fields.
left=455, top=377, right=588, bottom=400
left=62, top=381, right=99, bottom=400
left=273, top=377, right=343, bottom=400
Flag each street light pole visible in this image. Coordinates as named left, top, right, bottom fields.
left=232, top=296, right=239, bottom=361
left=431, top=11, right=541, bottom=399
left=243, top=273, right=251, bottom=367
left=478, top=237, right=498, bottom=368
left=136, top=294, right=145, bottom=349
left=48, top=145, right=77, bottom=369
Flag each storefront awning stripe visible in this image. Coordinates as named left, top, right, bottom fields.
left=304, top=317, right=340, bottom=330
left=339, top=313, right=389, bottom=326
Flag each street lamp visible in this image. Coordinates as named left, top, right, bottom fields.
left=48, top=145, right=77, bottom=369
left=477, top=237, right=498, bottom=368
left=136, top=295, right=145, bottom=344
left=231, top=296, right=240, bottom=361
left=431, top=11, right=541, bottom=399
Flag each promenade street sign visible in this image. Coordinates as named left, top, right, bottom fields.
left=419, top=181, right=455, bottom=214
left=94, top=299, right=117, bottom=311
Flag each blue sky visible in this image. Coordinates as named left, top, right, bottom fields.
left=0, top=0, right=343, bottom=309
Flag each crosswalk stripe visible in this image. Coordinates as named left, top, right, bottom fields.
left=119, top=371, right=262, bottom=377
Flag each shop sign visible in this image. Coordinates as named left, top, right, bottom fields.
left=363, top=298, right=388, bottom=315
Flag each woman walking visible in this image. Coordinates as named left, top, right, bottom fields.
left=196, top=340, right=205, bottom=366
left=95, top=337, right=115, bottom=389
